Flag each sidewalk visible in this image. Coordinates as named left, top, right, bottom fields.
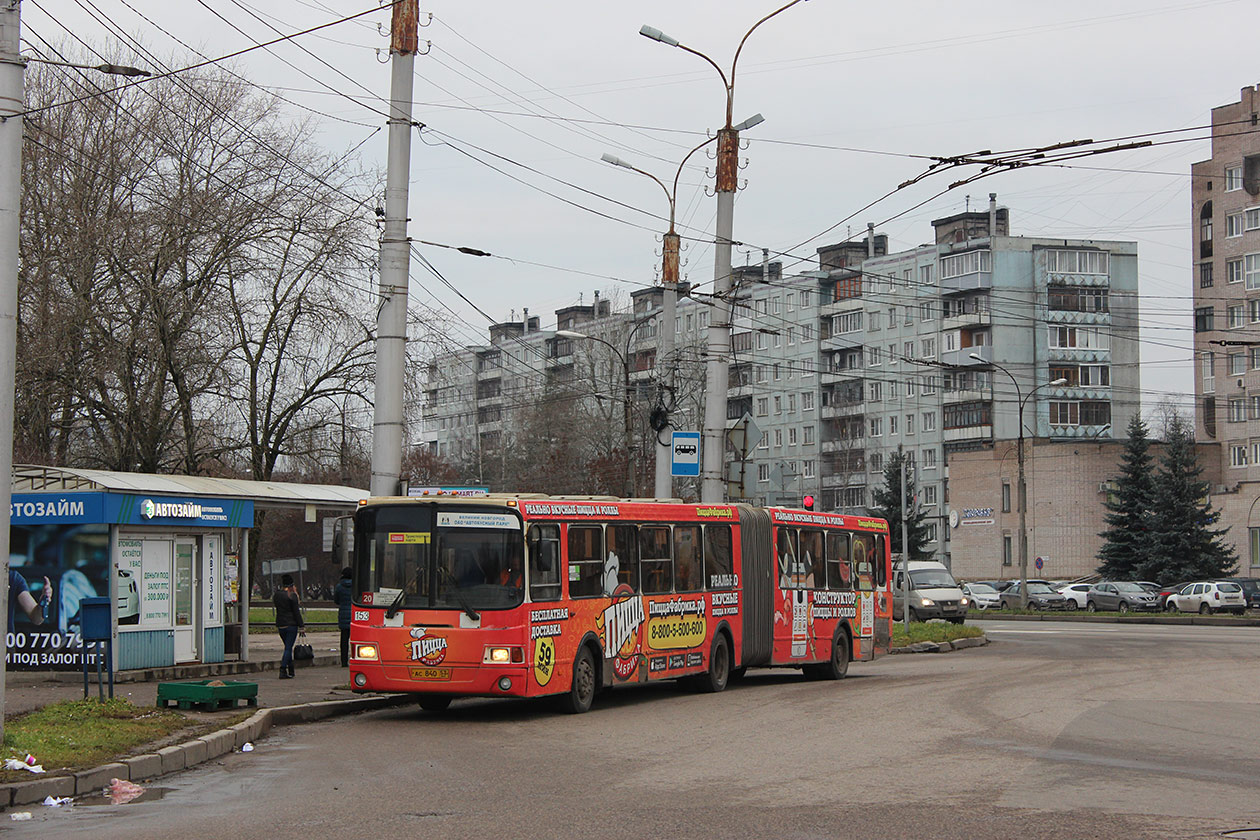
left=5, top=631, right=350, bottom=717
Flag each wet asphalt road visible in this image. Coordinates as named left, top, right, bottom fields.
left=15, top=620, right=1260, bottom=839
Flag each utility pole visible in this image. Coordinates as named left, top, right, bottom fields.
left=370, top=0, right=419, bottom=498
left=653, top=229, right=678, bottom=498
left=0, top=0, right=23, bottom=741
left=900, top=446, right=910, bottom=630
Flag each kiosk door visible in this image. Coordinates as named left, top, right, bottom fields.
left=173, top=539, right=198, bottom=662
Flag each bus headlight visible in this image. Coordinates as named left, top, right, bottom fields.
left=483, top=646, right=524, bottom=664
left=355, top=644, right=379, bottom=661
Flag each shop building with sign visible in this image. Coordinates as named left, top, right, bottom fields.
left=9, top=467, right=364, bottom=673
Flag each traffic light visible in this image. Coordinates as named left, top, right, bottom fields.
left=802, top=494, right=815, bottom=511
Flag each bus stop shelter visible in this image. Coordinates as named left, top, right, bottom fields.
left=8, top=466, right=366, bottom=674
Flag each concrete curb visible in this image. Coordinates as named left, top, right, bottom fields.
left=1, top=693, right=412, bottom=808
left=888, top=633, right=989, bottom=655
left=31, top=654, right=341, bottom=684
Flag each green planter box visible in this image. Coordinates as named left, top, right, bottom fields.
left=157, top=679, right=259, bottom=711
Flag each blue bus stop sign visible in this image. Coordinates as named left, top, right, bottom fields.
left=671, top=431, right=701, bottom=477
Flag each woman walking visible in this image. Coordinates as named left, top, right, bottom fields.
left=274, top=574, right=304, bottom=678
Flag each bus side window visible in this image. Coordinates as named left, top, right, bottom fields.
left=527, top=524, right=561, bottom=601
left=640, top=526, right=672, bottom=594
left=800, top=529, right=825, bottom=590
left=568, top=525, right=605, bottom=598
left=852, top=535, right=874, bottom=591
left=777, top=527, right=806, bottom=589
left=872, top=534, right=887, bottom=588
left=704, top=525, right=734, bottom=589
left=674, top=525, right=702, bottom=593
left=608, top=524, right=639, bottom=594
left=826, top=531, right=851, bottom=590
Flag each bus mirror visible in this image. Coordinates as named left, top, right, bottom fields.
left=332, top=516, right=353, bottom=567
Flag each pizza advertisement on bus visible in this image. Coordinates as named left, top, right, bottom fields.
left=346, top=496, right=894, bottom=714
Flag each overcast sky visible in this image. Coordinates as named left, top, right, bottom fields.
left=30, top=0, right=1259, bottom=415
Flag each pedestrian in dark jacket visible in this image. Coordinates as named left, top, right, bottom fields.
left=274, top=574, right=304, bottom=679
left=333, top=568, right=353, bottom=667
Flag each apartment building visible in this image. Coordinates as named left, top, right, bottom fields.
left=812, top=200, right=1141, bottom=565
left=1192, top=84, right=1260, bottom=570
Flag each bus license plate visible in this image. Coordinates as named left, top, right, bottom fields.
left=409, top=667, right=452, bottom=681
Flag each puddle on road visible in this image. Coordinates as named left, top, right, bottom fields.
left=75, top=787, right=172, bottom=807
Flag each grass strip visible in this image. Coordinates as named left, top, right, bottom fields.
left=891, top=621, right=985, bottom=647
left=2, top=698, right=188, bottom=778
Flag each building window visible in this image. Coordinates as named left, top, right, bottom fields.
left=802, top=392, right=815, bottom=411
left=1230, top=305, right=1246, bottom=329
left=870, top=453, right=883, bottom=472
left=1003, top=535, right=1013, bottom=566
left=1231, top=445, right=1249, bottom=468
left=1248, top=254, right=1260, bottom=290
left=804, top=425, right=814, bottom=445
left=1200, top=263, right=1214, bottom=288
left=869, top=417, right=883, bottom=437
left=1230, top=258, right=1245, bottom=285
left=940, top=250, right=992, bottom=279
left=922, top=411, right=937, bottom=432
left=906, top=414, right=915, bottom=435
left=924, top=523, right=938, bottom=544
left=788, top=427, right=798, bottom=446
left=758, top=463, right=770, bottom=482
left=1195, top=307, right=1215, bottom=333
left=1001, top=482, right=1011, bottom=513
left=787, top=394, right=796, bottom=413
left=1050, top=401, right=1079, bottom=426
left=869, top=347, right=881, bottom=366
left=869, top=382, right=882, bottom=402
left=803, top=460, right=815, bottom=479
left=1227, top=165, right=1244, bottom=191
left=756, top=398, right=768, bottom=416
left=922, top=448, right=937, bottom=469
left=1250, top=208, right=1260, bottom=231
left=922, top=376, right=937, bottom=396
left=889, top=415, right=899, bottom=436
left=1045, top=249, right=1109, bottom=275
left=774, top=429, right=783, bottom=447
left=786, top=293, right=795, bottom=312
left=1231, top=353, right=1247, bottom=376
left=920, top=264, right=935, bottom=285
left=1228, top=212, right=1245, bottom=237
left=774, top=396, right=782, bottom=414
left=869, top=311, right=881, bottom=331
left=1229, top=398, right=1246, bottom=423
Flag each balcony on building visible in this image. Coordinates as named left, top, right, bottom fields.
left=938, top=249, right=993, bottom=294
left=941, top=343, right=991, bottom=367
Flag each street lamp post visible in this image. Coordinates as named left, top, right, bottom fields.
left=558, top=328, right=641, bottom=497
left=973, top=354, right=1066, bottom=607
left=641, top=0, right=807, bottom=503
left=600, top=135, right=725, bottom=498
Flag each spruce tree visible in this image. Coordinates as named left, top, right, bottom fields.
left=1096, top=414, right=1155, bottom=579
left=871, top=448, right=932, bottom=560
left=1139, top=414, right=1237, bottom=582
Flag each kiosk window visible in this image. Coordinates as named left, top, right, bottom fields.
left=527, top=524, right=561, bottom=601
left=704, top=525, right=734, bottom=589
left=640, top=526, right=672, bottom=594
left=568, top=526, right=604, bottom=598
left=674, top=525, right=702, bottom=592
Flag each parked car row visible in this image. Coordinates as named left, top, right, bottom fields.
left=957, top=577, right=1259, bottom=615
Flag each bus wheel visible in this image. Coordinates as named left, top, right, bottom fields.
left=699, top=634, right=730, bottom=693
left=806, top=631, right=851, bottom=680
left=417, top=694, right=452, bottom=712
left=560, top=647, right=597, bottom=714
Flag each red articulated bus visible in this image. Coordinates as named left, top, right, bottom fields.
left=348, top=494, right=892, bottom=713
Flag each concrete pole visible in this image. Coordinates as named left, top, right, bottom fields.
left=900, top=447, right=910, bottom=629
left=0, top=1, right=23, bottom=739
left=370, top=0, right=419, bottom=498
left=700, top=128, right=738, bottom=502
left=1017, top=405, right=1029, bottom=608
left=654, top=232, right=679, bottom=498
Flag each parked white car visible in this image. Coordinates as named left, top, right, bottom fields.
left=961, top=582, right=1001, bottom=610
left=1166, top=581, right=1246, bottom=615
left=1057, top=583, right=1093, bottom=611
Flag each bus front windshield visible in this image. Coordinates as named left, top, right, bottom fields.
left=354, top=504, right=525, bottom=611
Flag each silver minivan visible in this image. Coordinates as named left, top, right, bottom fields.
left=892, top=560, right=969, bottom=624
